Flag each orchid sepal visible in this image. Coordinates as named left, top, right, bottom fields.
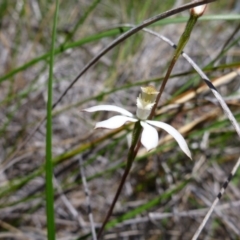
left=95, top=115, right=137, bottom=129
left=140, top=121, right=159, bottom=151
left=83, top=105, right=134, bottom=117
left=146, top=120, right=192, bottom=159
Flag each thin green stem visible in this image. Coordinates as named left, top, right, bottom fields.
left=150, top=14, right=199, bottom=119
left=45, top=1, right=59, bottom=240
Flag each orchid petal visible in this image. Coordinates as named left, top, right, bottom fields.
left=140, top=121, right=159, bottom=151
left=146, top=120, right=192, bottom=159
left=95, top=115, right=137, bottom=129
left=83, top=105, right=133, bottom=117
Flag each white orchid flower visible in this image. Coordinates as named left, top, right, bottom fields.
left=83, top=86, right=192, bottom=159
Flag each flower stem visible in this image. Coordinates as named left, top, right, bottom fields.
left=150, top=14, right=199, bottom=119
left=97, top=121, right=142, bottom=239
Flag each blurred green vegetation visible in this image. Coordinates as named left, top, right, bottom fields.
left=0, top=0, right=240, bottom=239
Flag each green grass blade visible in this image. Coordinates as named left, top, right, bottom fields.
left=45, top=1, right=59, bottom=240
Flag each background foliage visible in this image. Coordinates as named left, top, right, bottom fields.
left=0, top=0, right=240, bottom=239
